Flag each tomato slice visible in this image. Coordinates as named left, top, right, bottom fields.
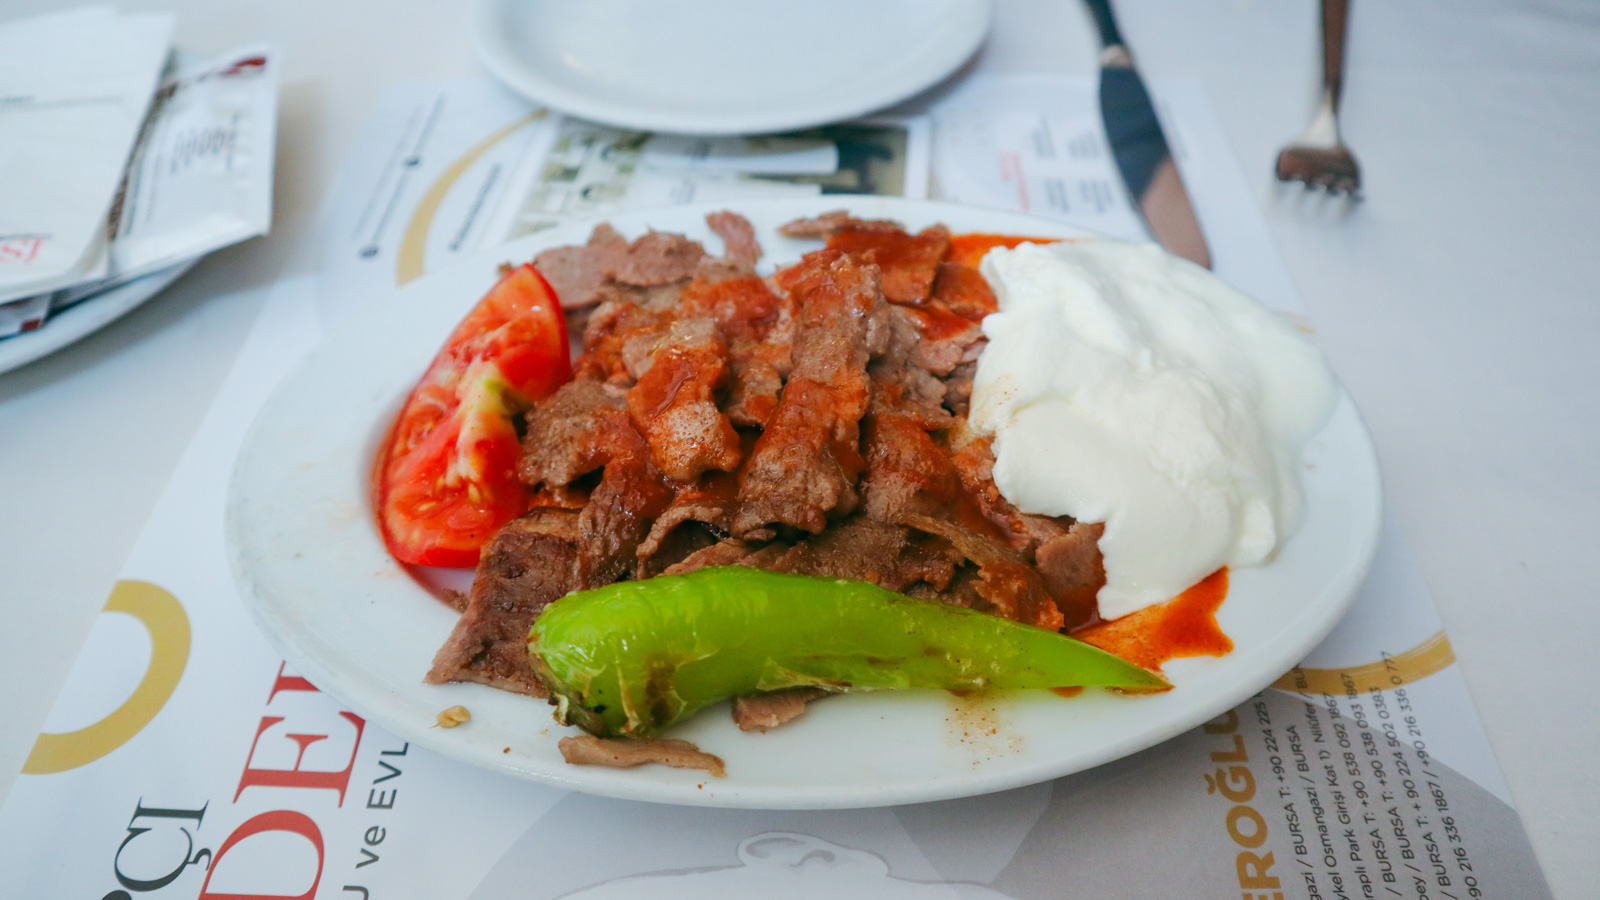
left=378, top=264, right=571, bottom=567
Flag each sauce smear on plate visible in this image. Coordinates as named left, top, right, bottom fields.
left=947, top=233, right=1060, bottom=268
left=1074, top=568, right=1232, bottom=672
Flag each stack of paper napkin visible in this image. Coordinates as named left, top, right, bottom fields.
left=0, top=6, right=277, bottom=344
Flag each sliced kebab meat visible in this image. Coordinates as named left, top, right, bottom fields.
left=429, top=211, right=1115, bottom=733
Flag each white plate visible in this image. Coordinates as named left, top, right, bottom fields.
left=468, top=0, right=992, bottom=135
left=0, top=261, right=197, bottom=375
left=226, top=197, right=1381, bottom=809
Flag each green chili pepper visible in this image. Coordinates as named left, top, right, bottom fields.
left=529, top=566, right=1168, bottom=738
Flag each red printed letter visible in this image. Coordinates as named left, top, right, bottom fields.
left=197, top=810, right=323, bottom=900
left=234, top=712, right=365, bottom=805
left=265, top=663, right=322, bottom=703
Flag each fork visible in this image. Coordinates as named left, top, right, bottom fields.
left=1275, top=0, right=1361, bottom=196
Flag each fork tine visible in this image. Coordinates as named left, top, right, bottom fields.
left=1274, top=143, right=1362, bottom=196
left=1275, top=0, right=1361, bottom=198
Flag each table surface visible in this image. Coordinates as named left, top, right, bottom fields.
left=2, top=1, right=1596, bottom=895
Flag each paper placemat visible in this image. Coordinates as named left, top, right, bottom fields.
left=0, top=77, right=1549, bottom=899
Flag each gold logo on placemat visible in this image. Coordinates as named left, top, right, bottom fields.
left=23, top=580, right=191, bottom=774
left=1272, top=630, right=1455, bottom=695
left=395, top=111, right=546, bottom=287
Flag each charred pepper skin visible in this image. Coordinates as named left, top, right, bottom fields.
left=529, top=566, right=1169, bottom=739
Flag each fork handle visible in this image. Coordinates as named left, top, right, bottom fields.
left=1321, top=0, right=1350, bottom=109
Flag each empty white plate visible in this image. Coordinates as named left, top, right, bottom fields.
left=469, top=0, right=992, bottom=135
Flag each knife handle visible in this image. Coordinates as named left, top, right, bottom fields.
left=1321, top=0, right=1350, bottom=107
left=1082, top=0, right=1125, bottom=49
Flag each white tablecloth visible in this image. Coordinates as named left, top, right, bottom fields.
left=1, top=1, right=1595, bottom=895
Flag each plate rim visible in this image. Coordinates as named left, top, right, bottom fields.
left=226, top=196, right=1383, bottom=809
left=467, top=0, right=994, bottom=135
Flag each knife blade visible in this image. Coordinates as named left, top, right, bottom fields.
left=1083, top=0, right=1211, bottom=268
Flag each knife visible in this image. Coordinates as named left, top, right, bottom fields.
left=1083, top=0, right=1212, bottom=268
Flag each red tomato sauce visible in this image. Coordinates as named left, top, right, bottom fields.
left=679, top=274, right=782, bottom=342
left=823, top=227, right=949, bottom=304
left=947, top=233, right=1061, bottom=269
left=901, top=302, right=979, bottom=342
left=1073, top=568, right=1232, bottom=673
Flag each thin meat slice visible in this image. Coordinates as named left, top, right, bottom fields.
left=574, top=415, right=676, bottom=589
left=769, top=516, right=910, bottom=585
left=945, top=421, right=1107, bottom=612
left=732, top=688, right=828, bottom=731
left=859, top=413, right=961, bottom=524
left=895, top=532, right=967, bottom=591
left=652, top=517, right=953, bottom=589
left=518, top=379, right=628, bottom=488
left=946, top=420, right=1043, bottom=552
left=724, top=360, right=782, bottom=428
left=857, top=307, right=965, bottom=524
left=941, top=361, right=977, bottom=417
left=916, top=565, right=987, bottom=611
left=1035, top=521, right=1107, bottom=630
left=679, top=274, right=785, bottom=346
left=619, top=327, right=669, bottom=381
left=706, top=210, right=762, bottom=269
left=778, top=210, right=903, bottom=239
left=678, top=272, right=795, bottom=430
left=532, top=224, right=629, bottom=309
left=678, top=271, right=797, bottom=390
left=940, top=425, right=1107, bottom=627
left=584, top=298, right=672, bottom=350
left=626, top=318, right=742, bottom=482
left=589, top=280, right=689, bottom=316
left=612, top=231, right=706, bottom=287
left=869, top=305, right=953, bottom=428
left=733, top=250, right=882, bottom=536
left=637, top=471, right=737, bottom=573
left=854, top=300, right=1043, bottom=623
left=930, top=260, right=999, bottom=321
left=660, top=538, right=752, bottom=575
left=901, top=302, right=986, bottom=376
left=767, top=516, right=962, bottom=593
left=825, top=225, right=951, bottom=305
left=528, top=482, right=591, bottom=510
left=897, top=512, right=1064, bottom=632
left=637, top=521, right=722, bottom=577
left=558, top=736, right=725, bottom=777
left=425, top=508, right=580, bottom=696
left=858, top=346, right=1026, bottom=611
left=659, top=537, right=790, bottom=576
left=575, top=301, right=674, bottom=384
left=532, top=226, right=702, bottom=312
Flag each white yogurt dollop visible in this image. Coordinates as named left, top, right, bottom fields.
left=970, top=240, right=1337, bottom=620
